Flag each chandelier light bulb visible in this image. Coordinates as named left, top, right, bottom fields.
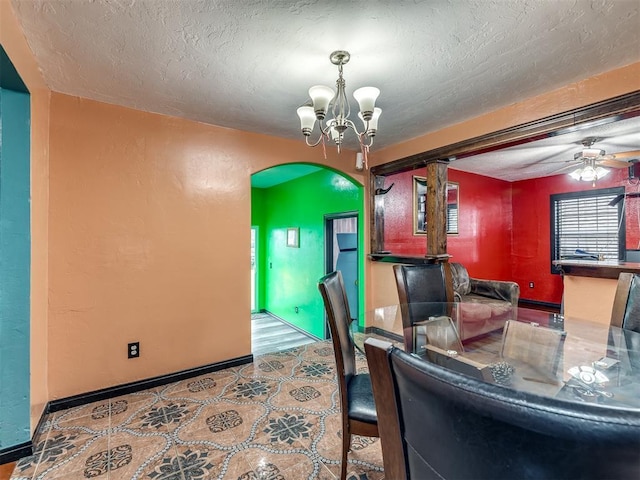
left=353, top=87, right=380, bottom=121
left=296, top=106, right=317, bottom=136
left=325, top=119, right=340, bottom=142
left=359, top=107, right=382, bottom=135
left=309, top=85, right=335, bottom=120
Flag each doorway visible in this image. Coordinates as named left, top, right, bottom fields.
left=325, top=212, right=359, bottom=328
left=251, top=227, right=257, bottom=312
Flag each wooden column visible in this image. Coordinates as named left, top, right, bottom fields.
left=426, top=160, right=448, bottom=256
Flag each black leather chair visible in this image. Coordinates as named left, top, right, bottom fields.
left=393, top=263, right=454, bottom=350
left=611, top=272, right=640, bottom=333
left=318, top=271, right=378, bottom=480
left=365, top=337, right=640, bottom=480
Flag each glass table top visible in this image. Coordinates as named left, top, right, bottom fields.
left=354, top=303, right=640, bottom=409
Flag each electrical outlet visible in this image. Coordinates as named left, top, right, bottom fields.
left=529, top=282, right=534, bottom=288
left=128, top=342, right=140, bottom=359
left=295, top=306, right=299, bottom=313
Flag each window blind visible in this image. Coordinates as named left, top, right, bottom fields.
left=447, top=204, right=458, bottom=234
left=553, top=191, right=621, bottom=261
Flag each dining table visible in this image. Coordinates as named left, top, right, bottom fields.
left=354, top=302, right=640, bottom=409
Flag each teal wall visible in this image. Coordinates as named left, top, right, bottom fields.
left=253, top=168, right=363, bottom=339
left=0, top=87, right=31, bottom=449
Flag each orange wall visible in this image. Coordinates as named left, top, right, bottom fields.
left=1, top=0, right=50, bottom=431
left=47, top=93, right=362, bottom=399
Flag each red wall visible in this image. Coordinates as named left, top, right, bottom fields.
left=512, top=166, right=640, bottom=304
left=382, top=170, right=426, bottom=256
left=383, top=165, right=640, bottom=306
left=383, top=169, right=513, bottom=280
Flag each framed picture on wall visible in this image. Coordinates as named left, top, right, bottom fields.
left=287, top=227, right=300, bottom=248
left=413, top=176, right=459, bottom=235
left=413, top=176, right=427, bottom=234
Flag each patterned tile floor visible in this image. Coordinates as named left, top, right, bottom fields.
left=11, top=341, right=384, bottom=480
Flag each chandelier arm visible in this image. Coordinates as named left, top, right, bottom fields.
left=304, top=132, right=326, bottom=148
left=362, top=135, right=374, bottom=148
left=344, top=119, right=364, bottom=137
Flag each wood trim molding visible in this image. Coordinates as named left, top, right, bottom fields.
left=47, top=354, right=253, bottom=413
left=371, top=91, right=640, bottom=176
left=0, top=442, right=31, bottom=466
left=369, top=91, right=640, bottom=259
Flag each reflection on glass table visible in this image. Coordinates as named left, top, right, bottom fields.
left=355, top=303, right=640, bottom=409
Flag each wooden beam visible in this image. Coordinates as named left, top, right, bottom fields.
left=426, top=160, right=448, bottom=255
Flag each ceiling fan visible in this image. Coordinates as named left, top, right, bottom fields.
left=560, top=137, right=640, bottom=184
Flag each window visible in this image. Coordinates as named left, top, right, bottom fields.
left=447, top=203, right=458, bottom=234
left=550, top=187, right=625, bottom=273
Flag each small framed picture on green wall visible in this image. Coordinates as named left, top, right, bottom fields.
left=287, top=227, right=299, bottom=248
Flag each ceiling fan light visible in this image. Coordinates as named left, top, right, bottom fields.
left=580, top=166, right=597, bottom=182
left=309, top=85, right=335, bottom=120
left=569, top=168, right=583, bottom=180
left=595, top=166, right=610, bottom=178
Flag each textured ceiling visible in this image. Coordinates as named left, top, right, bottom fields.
left=451, top=114, right=640, bottom=182
left=10, top=0, right=640, bottom=180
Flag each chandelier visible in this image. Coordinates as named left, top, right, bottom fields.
left=569, top=148, right=610, bottom=186
left=296, top=51, right=381, bottom=170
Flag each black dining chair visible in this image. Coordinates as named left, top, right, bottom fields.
left=364, top=337, right=640, bottom=480
left=318, top=271, right=378, bottom=480
left=393, top=263, right=455, bottom=350
left=611, top=272, right=640, bottom=333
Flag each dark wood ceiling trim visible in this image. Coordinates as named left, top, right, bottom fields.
left=371, top=90, right=640, bottom=176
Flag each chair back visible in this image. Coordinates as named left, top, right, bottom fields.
left=500, top=320, right=566, bottom=379
left=365, top=338, right=640, bottom=480
left=318, top=271, right=356, bottom=391
left=611, top=272, right=640, bottom=333
left=414, top=316, right=464, bottom=353
left=393, top=263, right=454, bottom=349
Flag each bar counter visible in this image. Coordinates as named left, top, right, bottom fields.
left=553, top=259, right=640, bottom=279
left=553, top=260, right=640, bottom=324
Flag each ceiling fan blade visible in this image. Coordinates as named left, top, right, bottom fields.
left=598, top=158, right=632, bottom=168
left=601, top=150, right=640, bottom=161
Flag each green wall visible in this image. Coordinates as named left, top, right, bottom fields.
left=251, top=188, right=267, bottom=312
left=0, top=86, right=31, bottom=451
left=252, top=168, right=363, bottom=338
